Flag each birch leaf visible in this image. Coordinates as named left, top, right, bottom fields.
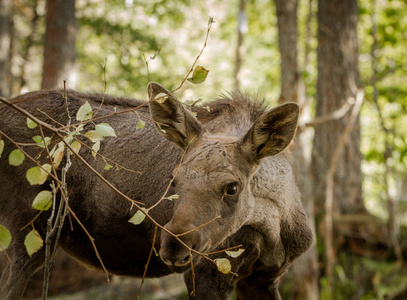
left=225, top=248, right=245, bottom=258
left=0, top=139, right=4, bottom=158
left=154, top=93, right=168, bottom=104
left=129, top=208, right=149, bottom=225
left=24, top=229, right=43, bottom=257
left=187, top=66, right=209, bottom=84
left=9, top=149, right=25, bottom=166
left=27, top=118, right=38, bottom=129
left=84, top=130, right=104, bottom=142
left=32, top=190, right=53, bottom=211
left=215, top=258, right=231, bottom=274
left=166, top=194, right=179, bottom=201
left=70, top=141, right=82, bottom=154
left=32, top=136, right=51, bottom=148
left=104, top=163, right=113, bottom=170
left=92, top=141, right=101, bottom=158
left=52, top=142, right=65, bottom=167
left=0, top=225, right=11, bottom=251
left=26, top=164, right=52, bottom=185
left=76, top=101, right=93, bottom=121
left=136, top=119, right=145, bottom=129
left=95, top=123, right=116, bottom=137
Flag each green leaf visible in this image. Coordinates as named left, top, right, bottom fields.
left=95, top=123, right=116, bottom=137
left=215, top=258, right=231, bottom=274
left=104, top=163, right=113, bottom=170
left=70, top=140, right=82, bottom=154
left=52, top=142, right=64, bottom=168
left=48, top=144, right=58, bottom=157
left=84, top=130, right=104, bottom=142
left=154, top=93, right=168, bottom=104
left=129, top=208, right=149, bottom=225
left=26, top=164, right=52, bottom=185
left=9, top=149, right=25, bottom=166
left=32, top=190, right=53, bottom=211
left=136, top=119, right=146, bottom=129
left=0, top=225, right=11, bottom=251
left=149, top=49, right=160, bottom=60
left=92, top=141, right=100, bottom=158
left=64, top=131, right=75, bottom=143
left=187, top=66, right=209, bottom=84
left=24, top=229, right=43, bottom=257
left=76, top=101, right=93, bottom=121
left=26, top=118, right=38, bottom=129
left=166, top=194, right=179, bottom=201
left=225, top=248, right=245, bottom=258
left=0, top=139, right=4, bottom=158
left=32, top=136, right=51, bottom=148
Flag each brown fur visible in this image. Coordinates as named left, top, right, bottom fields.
left=0, top=83, right=312, bottom=299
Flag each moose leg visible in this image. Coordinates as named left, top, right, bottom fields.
left=236, top=277, right=281, bottom=300
left=0, top=229, right=45, bottom=300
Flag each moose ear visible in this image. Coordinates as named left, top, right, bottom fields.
left=148, top=82, right=203, bottom=149
left=240, top=103, right=299, bottom=161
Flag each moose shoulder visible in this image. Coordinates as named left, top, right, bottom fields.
left=0, top=83, right=312, bottom=299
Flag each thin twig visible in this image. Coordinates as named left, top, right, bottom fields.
left=42, top=183, right=57, bottom=300
left=302, top=97, right=354, bottom=128
left=170, top=17, right=214, bottom=95
left=0, top=246, right=12, bottom=293
left=176, top=216, right=221, bottom=237
left=189, top=251, right=196, bottom=297
left=137, top=225, right=158, bottom=299
left=148, top=142, right=190, bottom=211
left=203, top=244, right=243, bottom=256
left=92, top=58, right=107, bottom=120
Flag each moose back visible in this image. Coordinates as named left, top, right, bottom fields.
left=0, top=83, right=312, bottom=299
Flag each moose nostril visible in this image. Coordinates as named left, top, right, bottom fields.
left=162, top=258, right=173, bottom=266
left=174, top=254, right=190, bottom=267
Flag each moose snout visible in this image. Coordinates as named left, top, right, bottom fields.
left=160, top=221, right=201, bottom=267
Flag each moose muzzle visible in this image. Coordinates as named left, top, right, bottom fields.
left=159, top=220, right=202, bottom=267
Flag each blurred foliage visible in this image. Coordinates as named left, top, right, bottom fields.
left=359, top=0, right=407, bottom=221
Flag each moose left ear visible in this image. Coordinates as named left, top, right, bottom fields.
left=148, top=82, right=203, bottom=149
left=240, top=103, right=299, bottom=161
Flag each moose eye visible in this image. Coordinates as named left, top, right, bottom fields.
left=225, top=182, right=239, bottom=196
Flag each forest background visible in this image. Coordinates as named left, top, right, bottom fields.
left=0, top=0, right=407, bottom=299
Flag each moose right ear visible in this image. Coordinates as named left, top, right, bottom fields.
left=148, top=82, right=203, bottom=149
left=239, top=102, right=299, bottom=161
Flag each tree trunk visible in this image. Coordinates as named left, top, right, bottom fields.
left=312, top=0, right=365, bottom=216
left=41, top=0, right=77, bottom=89
left=0, top=0, right=13, bottom=99
left=274, top=0, right=319, bottom=299
left=313, top=0, right=365, bottom=292
left=234, top=0, right=246, bottom=89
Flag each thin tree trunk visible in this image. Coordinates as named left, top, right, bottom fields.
left=0, top=0, right=13, bottom=99
left=18, top=0, right=40, bottom=93
left=274, top=0, right=319, bottom=299
left=234, top=0, right=246, bottom=89
left=41, top=0, right=77, bottom=89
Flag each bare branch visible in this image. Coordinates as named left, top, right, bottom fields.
left=302, top=97, right=354, bottom=128
left=137, top=225, right=158, bottom=298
